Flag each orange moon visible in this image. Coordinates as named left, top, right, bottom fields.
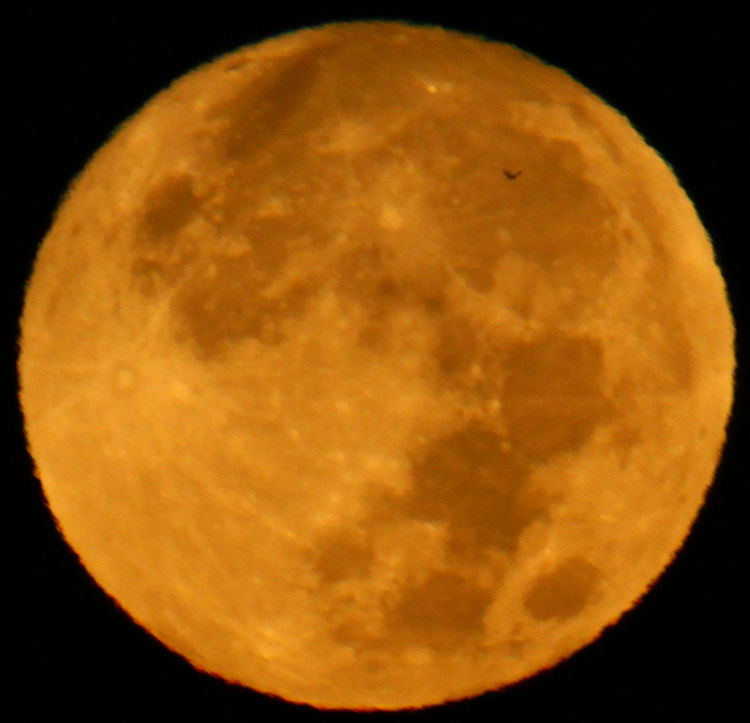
left=18, top=21, right=734, bottom=711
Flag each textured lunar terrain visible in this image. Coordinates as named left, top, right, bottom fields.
left=19, top=22, right=734, bottom=710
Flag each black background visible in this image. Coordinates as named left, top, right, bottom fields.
left=6, top=3, right=746, bottom=721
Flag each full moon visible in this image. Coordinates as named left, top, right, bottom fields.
left=18, top=20, right=735, bottom=711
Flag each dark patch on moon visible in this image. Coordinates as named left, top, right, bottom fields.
left=404, top=420, right=550, bottom=560
left=501, top=332, right=615, bottom=460
left=523, top=557, right=601, bottom=621
left=130, top=173, right=204, bottom=297
left=207, top=39, right=343, bottom=162
left=424, top=122, right=619, bottom=296
left=241, top=214, right=303, bottom=276
left=333, top=241, right=449, bottom=354
left=171, top=254, right=312, bottom=358
left=140, top=174, right=199, bottom=240
left=433, top=314, right=481, bottom=381
left=130, top=256, right=185, bottom=297
left=431, top=320, right=614, bottom=459
left=313, top=530, right=376, bottom=583
left=384, top=570, right=495, bottom=650
left=454, top=264, right=497, bottom=293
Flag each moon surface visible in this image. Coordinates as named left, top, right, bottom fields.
left=18, top=21, right=734, bottom=711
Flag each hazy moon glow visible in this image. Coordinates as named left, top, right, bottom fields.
left=19, top=22, right=734, bottom=710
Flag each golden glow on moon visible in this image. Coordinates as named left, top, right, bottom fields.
left=18, top=21, right=735, bottom=711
